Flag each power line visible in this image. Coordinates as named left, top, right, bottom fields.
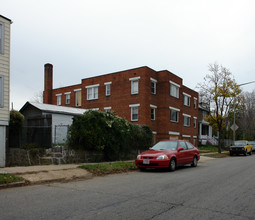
left=239, top=81, right=255, bottom=86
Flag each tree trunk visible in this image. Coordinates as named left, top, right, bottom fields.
left=218, top=130, right=222, bottom=154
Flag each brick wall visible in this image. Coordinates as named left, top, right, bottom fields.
left=43, top=65, right=199, bottom=145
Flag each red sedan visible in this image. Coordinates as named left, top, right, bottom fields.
left=135, top=140, right=200, bottom=171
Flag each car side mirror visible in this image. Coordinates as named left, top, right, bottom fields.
left=149, top=147, right=152, bottom=150
left=178, top=147, right=184, bottom=152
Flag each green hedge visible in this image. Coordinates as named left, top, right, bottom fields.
left=68, top=111, right=153, bottom=160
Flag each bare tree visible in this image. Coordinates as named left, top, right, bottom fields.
left=197, top=63, right=242, bottom=153
left=30, top=90, right=43, bottom=103
left=237, top=90, right=255, bottom=140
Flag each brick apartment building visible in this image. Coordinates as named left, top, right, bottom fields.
left=43, top=64, right=199, bottom=145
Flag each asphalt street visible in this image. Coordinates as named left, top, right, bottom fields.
left=1, top=156, right=255, bottom=220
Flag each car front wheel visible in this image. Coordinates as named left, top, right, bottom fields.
left=169, top=158, right=176, bottom=172
left=191, top=156, right=198, bottom=167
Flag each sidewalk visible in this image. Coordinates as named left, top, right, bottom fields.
left=0, top=164, right=92, bottom=188
left=0, top=156, right=214, bottom=189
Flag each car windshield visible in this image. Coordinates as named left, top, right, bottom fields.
left=234, top=141, right=246, bottom=146
left=151, top=141, right=178, bottom=151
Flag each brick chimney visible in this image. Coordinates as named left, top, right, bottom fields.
left=43, top=63, right=53, bottom=104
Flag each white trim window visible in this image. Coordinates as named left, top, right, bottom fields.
left=86, top=84, right=99, bottom=100
left=74, top=89, right=81, bottom=107
left=65, top=92, right=71, bottom=105
left=193, top=117, right=197, bottom=128
left=129, top=76, right=140, bottom=95
left=0, top=75, right=3, bottom=107
left=56, top=94, right=62, bottom=106
left=183, top=114, right=191, bottom=127
left=169, top=131, right=180, bottom=136
left=194, top=97, right=197, bottom=109
left=169, top=107, right=180, bottom=122
left=150, top=104, right=157, bottom=120
left=104, top=82, right=112, bottom=96
left=150, top=78, right=157, bottom=94
left=104, top=106, right=112, bottom=112
left=183, top=92, right=191, bottom=106
left=170, top=81, right=180, bottom=98
left=0, top=22, right=4, bottom=54
left=129, top=104, right=140, bottom=121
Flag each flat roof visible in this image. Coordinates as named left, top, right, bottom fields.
left=20, top=102, right=87, bottom=116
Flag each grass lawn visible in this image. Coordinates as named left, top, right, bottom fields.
left=199, top=145, right=230, bottom=158
left=199, top=145, right=219, bottom=153
left=204, top=152, right=230, bottom=158
left=79, top=161, right=137, bottom=176
left=0, top=174, right=24, bottom=185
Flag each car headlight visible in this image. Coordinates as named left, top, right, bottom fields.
left=156, top=154, right=169, bottom=160
left=137, top=155, right=141, bottom=159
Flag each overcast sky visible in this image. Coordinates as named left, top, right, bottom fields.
left=2, top=0, right=255, bottom=110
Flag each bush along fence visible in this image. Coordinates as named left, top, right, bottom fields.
left=68, top=110, right=153, bottom=161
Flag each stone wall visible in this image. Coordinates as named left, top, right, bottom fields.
left=6, top=146, right=138, bottom=167
left=6, top=147, right=105, bottom=166
left=6, top=148, right=42, bottom=167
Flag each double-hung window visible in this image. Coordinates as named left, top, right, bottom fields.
left=183, top=93, right=191, bottom=106
left=129, top=76, right=140, bottom=95
left=65, top=92, right=71, bottom=105
left=170, top=81, right=180, bottom=98
left=193, top=117, right=197, bottom=128
left=74, top=89, right=81, bottom=107
left=183, top=114, right=191, bottom=127
left=129, top=104, right=140, bottom=121
left=0, top=22, right=4, bottom=54
left=169, top=107, right=180, bottom=122
left=150, top=78, right=157, bottom=94
left=56, top=94, right=62, bottom=106
left=0, top=75, right=3, bottom=107
left=104, top=82, right=111, bottom=96
left=150, top=104, right=157, bottom=120
left=194, top=97, right=197, bottom=109
left=104, top=107, right=112, bottom=112
left=86, top=84, right=99, bottom=100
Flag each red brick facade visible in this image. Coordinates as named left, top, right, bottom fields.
left=43, top=64, right=199, bottom=145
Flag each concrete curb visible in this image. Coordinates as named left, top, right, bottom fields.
left=0, top=181, right=27, bottom=189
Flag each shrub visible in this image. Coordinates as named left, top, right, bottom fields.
left=68, top=111, right=153, bottom=160
left=9, top=110, right=24, bottom=131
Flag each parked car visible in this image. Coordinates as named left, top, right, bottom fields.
left=249, top=141, right=255, bottom=151
left=135, top=140, right=200, bottom=171
left=229, top=140, right=253, bottom=156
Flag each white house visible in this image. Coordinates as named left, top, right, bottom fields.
left=19, top=102, right=87, bottom=146
left=198, top=102, right=217, bottom=145
left=0, top=15, right=12, bottom=167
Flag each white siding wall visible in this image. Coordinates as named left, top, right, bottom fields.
left=0, top=16, right=11, bottom=167
left=52, top=114, right=74, bottom=144
left=0, top=16, right=11, bottom=122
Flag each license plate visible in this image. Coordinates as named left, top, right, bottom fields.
left=143, top=160, right=150, bottom=164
